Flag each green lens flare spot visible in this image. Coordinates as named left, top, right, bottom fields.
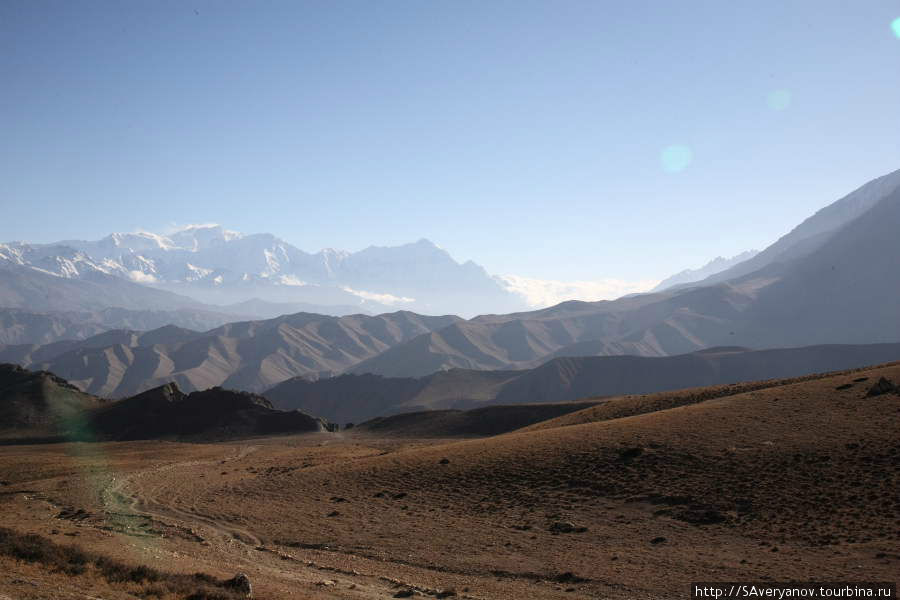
left=767, top=90, right=792, bottom=111
left=892, top=17, right=900, bottom=38
left=660, top=145, right=693, bottom=173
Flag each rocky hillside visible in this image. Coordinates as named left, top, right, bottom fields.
left=0, top=364, right=329, bottom=441
left=88, top=382, right=327, bottom=440
left=0, top=363, right=107, bottom=438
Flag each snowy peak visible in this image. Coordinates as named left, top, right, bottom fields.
left=0, top=242, right=119, bottom=279
left=168, top=224, right=243, bottom=251
left=3, top=227, right=525, bottom=316
left=106, top=231, right=175, bottom=252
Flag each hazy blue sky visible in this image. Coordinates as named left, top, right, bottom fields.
left=2, top=1, right=899, bottom=284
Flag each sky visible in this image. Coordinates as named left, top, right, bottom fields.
left=2, top=0, right=899, bottom=292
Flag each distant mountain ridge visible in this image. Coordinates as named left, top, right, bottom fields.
left=652, top=250, right=759, bottom=292
left=0, top=307, right=243, bottom=346
left=0, top=260, right=207, bottom=313
left=1, top=228, right=526, bottom=316
left=3, top=168, right=898, bottom=394
left=0, top=311, right=461, bottom=398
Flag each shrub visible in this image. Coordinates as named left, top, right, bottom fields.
left=0, top=527, right=245, bottom=599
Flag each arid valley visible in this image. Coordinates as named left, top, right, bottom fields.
left=2, top=360, right=898, bottom=599
left=4, top=3, right=900, bottom=598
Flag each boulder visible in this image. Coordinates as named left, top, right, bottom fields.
left=866, top=377, right=897, bottom=397
left=226, top=573, right=252, bottom=597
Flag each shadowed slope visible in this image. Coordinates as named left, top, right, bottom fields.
left=88, top=382, right=328, bottom=440
left=267, top=343, right=900, bottom=424
left=0, top=363, right=106, bottom=439
left=356, top=400, right=602, bottom=437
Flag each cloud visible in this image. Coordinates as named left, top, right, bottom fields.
left=497, top=274, right=659, bottom=308
left=278, top=275, right=307, bottom=287
left=342, top=286, right=415, bottom=306
left=128, top=270, right=158, bottom=284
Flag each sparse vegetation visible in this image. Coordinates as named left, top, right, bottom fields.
left=0, top=527, right=246, bottom=599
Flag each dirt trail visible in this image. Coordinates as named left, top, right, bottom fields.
left=102, top=445, right=263, bottom=548
left=96, top=444, right=468, bottom=600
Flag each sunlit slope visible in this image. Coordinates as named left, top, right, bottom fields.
left=15, top=311, right=460, bottom=397
left=171, top=362, right=899, bottom=597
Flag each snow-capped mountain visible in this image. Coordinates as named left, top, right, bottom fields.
left=0, top=225, right=527, bottom=316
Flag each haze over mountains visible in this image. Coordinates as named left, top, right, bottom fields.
left=0, top=307, right=241, bottom=346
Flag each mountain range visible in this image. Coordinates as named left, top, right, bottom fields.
left=0, top=229, right=526, bottom=317
left=1, top=167, right=899, bottom=400
left=343, top=167, right=900, bottom=376
left=0, top=311, right=460, bottom=398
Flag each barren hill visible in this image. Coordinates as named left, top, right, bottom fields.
left=3, top=311, right=460, bottom=398
left=0, top=362, right=106, bottom=439
left=0, top=364, right=329, bottom=442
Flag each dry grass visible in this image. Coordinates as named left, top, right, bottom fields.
left=0, top=527, right=245, bottom=599
left=1, top=363, right=899, bottom=598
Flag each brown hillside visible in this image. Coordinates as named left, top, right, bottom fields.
left=0, top=362, right=897, bottom=599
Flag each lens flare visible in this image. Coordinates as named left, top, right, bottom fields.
left=660, top=145, right=693, bottom=173
left=767, top=90, right=792, bottom=111
left=892, top=17, right=900, bottom=38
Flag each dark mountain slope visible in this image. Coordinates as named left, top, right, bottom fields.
left=731, top=185, right=900, bottom=347
left=0, top=363, right=106, bottom=438
left=266, top=369, right=517, bottom=424
left=494, top=342, right=900, bottom=404
left=356, top=400, right=603, bottom=437
left=266, top=342, right=900, bottom=424
left=88, top=383, right=327, bottom=440
left=698, top=166, right=900, bottom=286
